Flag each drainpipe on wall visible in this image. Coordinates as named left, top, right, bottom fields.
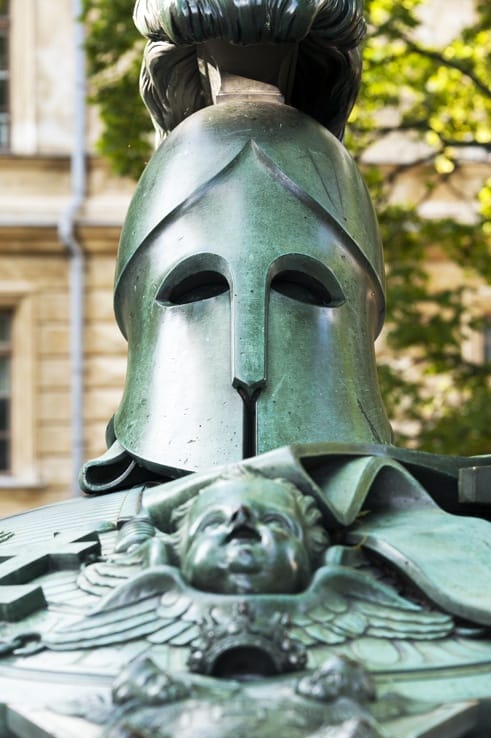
left=58, top=0, right=86, bottom=496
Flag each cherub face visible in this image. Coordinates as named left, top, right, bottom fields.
left=179, top=478, right=313, bottom=595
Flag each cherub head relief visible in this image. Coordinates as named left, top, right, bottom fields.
left=170, top=470, right=328, bottom=595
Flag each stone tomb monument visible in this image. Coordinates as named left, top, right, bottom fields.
left=1, top=0, right=491, bottom=736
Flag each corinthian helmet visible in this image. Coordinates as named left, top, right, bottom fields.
left=109, top=102, right=391, bottom=477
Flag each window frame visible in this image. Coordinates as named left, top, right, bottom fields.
left=0, top=0, right=9, bottom=152
left=0, top=283, right=40, bottom=488
left=0, top=307, right=12, bottom=471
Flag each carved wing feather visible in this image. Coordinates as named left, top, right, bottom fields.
left=77, top=559, right=141, bottom=597
left=43, top=566, right=197, bottom=651
left=328, top=610, right=368, bottom=637
left=147, top=618, right=199, bottom=645
left=357, top=600, right=454, bottom=639
left=288, top=566, right=454, bottom=647
left=43, top=564, right=454, bottom=653
left=44, top=596, right=163, bottom=649
left=88, top=568, right=178, bottom=610
left=155, top=589, right=196, bottom=620
left=75, top=532, right=166, bottom=597
left=39, top=570, right=97, bottom=611
left=301, top=622, right=347, bottom=646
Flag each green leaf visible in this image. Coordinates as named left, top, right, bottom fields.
left=82, top=0, right=491, bottom=454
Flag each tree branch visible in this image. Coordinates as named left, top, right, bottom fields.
left=401, top=33, right=491, bottom=99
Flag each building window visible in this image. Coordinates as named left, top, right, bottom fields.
left=0, top=0, right=9, bottom=150
left=0, top=286, right=39, bottom=488
left=0, top=309, right=11, bottom=471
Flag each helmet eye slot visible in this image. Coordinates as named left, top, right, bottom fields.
left=157, top=270, right=229, bottom=305
left=271, top=270, right=338, bottom=307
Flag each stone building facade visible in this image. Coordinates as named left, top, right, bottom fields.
left=0, top=0, right=133, bottom=516
left=0, top=0, right=489, bottom=516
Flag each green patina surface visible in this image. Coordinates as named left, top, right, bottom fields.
left=1, top=1, right=491, bottom=736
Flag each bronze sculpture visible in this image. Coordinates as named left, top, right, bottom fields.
left=1, top=0, right=491, bottom=736
left=96, top=102, right=390, bottom=479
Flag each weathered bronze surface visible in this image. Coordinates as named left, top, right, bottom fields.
left=105, top=103, right=390, bottom=476
left=1, top=1, right=491, bottom=736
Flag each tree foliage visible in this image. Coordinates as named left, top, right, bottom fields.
left=82, top=0, right=491, bottom=454
left=347, top=0, right=491, bottom=454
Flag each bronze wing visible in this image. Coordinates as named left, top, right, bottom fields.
left=284, top=566, right=455, bottom=648
left=43, top=566, right=201, bottom=651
